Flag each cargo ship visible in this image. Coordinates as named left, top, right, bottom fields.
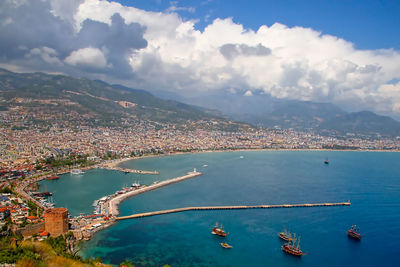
left=282, top=236, right=305, bottom=256
left=211, top=222, right=227, bottom=237
left=347, top=225, right=362, bottom=240
left=46, top=175, right=60, bottom=180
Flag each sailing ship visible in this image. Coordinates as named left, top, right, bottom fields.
left=347, top=225, right=362, bottom=240
left=279, top=228, right=296, bottom=242
left=211, top=222, right=227, bottom=237
left=220, top=243, right=232, bottom=249
left=324, top=157, right=329, bottom=164
left=282, top=235, right=305, bottom=256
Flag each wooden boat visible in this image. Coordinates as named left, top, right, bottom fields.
left=347, top=225, right=362, bottom=240
left=211, top=222, right=227, bottom=237
left=279, top=228, right=296, bottom=242
left=282, top=236, right=305, bottom=256
left=221, top=243, right=232, bottom=249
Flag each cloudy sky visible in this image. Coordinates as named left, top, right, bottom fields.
left=1, top=0, right=400, bottom=117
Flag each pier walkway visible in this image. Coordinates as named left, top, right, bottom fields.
left=116, top=202, right=351, bottom=220
left=107, top=171, right=202, bottom=216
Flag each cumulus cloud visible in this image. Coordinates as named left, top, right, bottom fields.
left=0, top=0, right=146, bottom=76
left=65, top=47, right=108, bottom=69
left=1, top=0, right=400, bottom=117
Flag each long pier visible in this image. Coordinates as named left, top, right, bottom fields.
left=107, top=171, right=202, bottom=216
left=116, top=202, right=351, bottom=220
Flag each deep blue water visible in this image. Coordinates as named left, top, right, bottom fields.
left=41, top=151, right=400, bottom=266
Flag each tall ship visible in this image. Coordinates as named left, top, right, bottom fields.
left=347, top=225, right=362, bottom=240
left=282, top=236, right=305, bottom=256
left=279, top=228, right=296, bottom=242
left=211, top=222, right=227, bottom=237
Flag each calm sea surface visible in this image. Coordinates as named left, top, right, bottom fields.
left=40, top=151, right=400, bottom=266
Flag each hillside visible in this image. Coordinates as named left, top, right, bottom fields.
left=318, top=111, right=400, bottom=137
left=0, top=69, right=249, bottom=131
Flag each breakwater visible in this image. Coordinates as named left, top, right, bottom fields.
left=116, top=202, right=351, bottom=220
left=107, top=170, right=202, bottom=216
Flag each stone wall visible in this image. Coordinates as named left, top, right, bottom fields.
left=14, top=222, right=45, bottom=237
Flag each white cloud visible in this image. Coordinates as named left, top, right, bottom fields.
left=243, top=90, right=253, bottom=96
left=65, top=47, right=107, bottom=68
left=26, top=46, right=63, bottom=65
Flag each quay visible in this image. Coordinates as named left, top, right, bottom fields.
left=107, top=170, right=202, bottom=216
left=116, top=202, right=351, bottom=220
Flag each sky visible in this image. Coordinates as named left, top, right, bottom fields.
left=1, top=0, right=400, bottom=118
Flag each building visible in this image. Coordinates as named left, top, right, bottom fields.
left=44, top=207, right=69, bottom=237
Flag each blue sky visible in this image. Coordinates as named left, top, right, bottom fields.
left=118, top=0, right=400, bottom=50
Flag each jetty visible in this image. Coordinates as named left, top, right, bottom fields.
left=116, top=202, right=351, bottom=220
left=104, top=166, right=159, bottom=175
left=107, top=170, right=202, bottom=216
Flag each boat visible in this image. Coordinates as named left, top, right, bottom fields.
left=279, top=228, right=296, bottom=242
left=70, top=169, right=84, bottom=175
left=282, top=236, right=305, bottom=256
left=46, top=175, right=59, bottom=180
left=324, top=157, right=329, bottom=164
left=131, top=181, right=141, bottom=188
left=211, top=222, right=227, bottom=237
left=220, top=243, right=232, bottom=249
left=347, top=225, right=362, bottom=240
left=33, top=192, right=52, bottom=197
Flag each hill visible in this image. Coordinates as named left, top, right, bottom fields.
left=0, top=69, right=249, bottom=131
left=318, top=111, right=400, bottom=137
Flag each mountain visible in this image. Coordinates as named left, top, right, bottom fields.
left=318, top=111, right=400, bottom=137
left=0, top=68, right=249, bottom=131
left=180, top=91, right=400, bottom=137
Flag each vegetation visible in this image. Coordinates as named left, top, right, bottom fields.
left=0, top=233, right=106, bottom=266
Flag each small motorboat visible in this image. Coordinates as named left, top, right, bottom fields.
left=221, top=243, right=232, bottom=249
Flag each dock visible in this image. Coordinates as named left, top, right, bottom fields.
left=103, top=166, right=159, bottom=175
left=116, top=202, right=351, bottom=220
left=107, top=170, right=202, bottom=216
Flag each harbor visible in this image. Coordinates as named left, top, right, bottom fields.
left=106, top=169, right=202, bottom=216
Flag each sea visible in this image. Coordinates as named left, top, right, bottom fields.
left=39, top=151, right=400, bottom=266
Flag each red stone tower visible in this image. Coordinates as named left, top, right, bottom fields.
left=44, top=207, right=69, bottom=237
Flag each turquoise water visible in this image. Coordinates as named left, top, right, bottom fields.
left=41, top=151, right=400, bottom=266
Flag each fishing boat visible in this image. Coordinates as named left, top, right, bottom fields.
left=347, top=225, right=362, bottom=240
left=220, top=243, right=232, bottom=249
left=279, top=228, right=296, bottom=242
left=211, top=222, right=227, bottom=237
left=324, top=157, right=329, bottom=164
left=282, top=236, right=305, bottom=256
